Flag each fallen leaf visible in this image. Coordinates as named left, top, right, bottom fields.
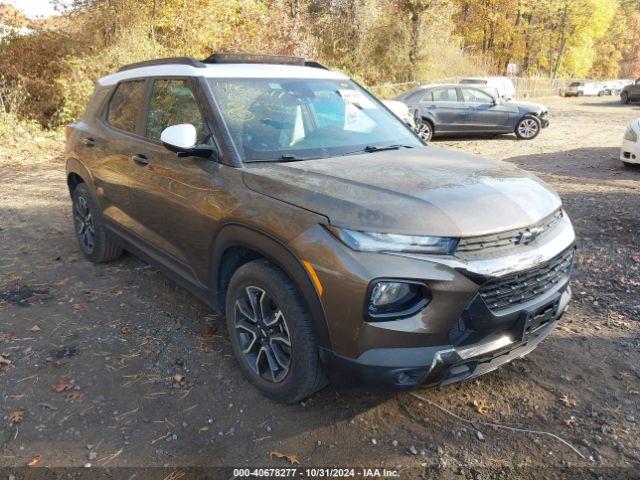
left=0, top=354, right=11, bottom=365
left=71, top=303, right=86, bottom=312
left=9, top=410, right=23, bottom=423
left=269, top=451, right=299, bottom=465
left=173, top=374, right=185, bottom=383
left=109, top=288, right=124, bottom=296
left=559, top=393, right=577, bottom=408
left=0, top=363, right=13, bottom=374
left=28, top=454, right=42, bottom=467
left=0, top=332, right=15, bottom=340
left=196, top=343, right=211, bottom=353
left=30, top=325, right=41, bottom=333
left=143, top=348, right=156, bottom=357
left=198, top=426, right=209, bottom=433
left=51, top=382, right=72, bottom=393
left=202, top=325, right=215, bottom=341
left=471, top=399, right=488, bottom=415
left=561, top=417, right=577, bottom=427
left=120, top=326, right=132, bottom=334
left=66, top=391, right=84, bottom=400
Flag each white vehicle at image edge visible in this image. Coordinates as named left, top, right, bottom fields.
left=381, top=100, right=416, bottom=128
left=621, top=117, right=640, bottom=166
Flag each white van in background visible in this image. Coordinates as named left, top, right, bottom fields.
left=459, top=77, right=516, bottom=101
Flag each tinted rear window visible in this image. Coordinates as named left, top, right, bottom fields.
left=107, top=80, right=146, bottom=133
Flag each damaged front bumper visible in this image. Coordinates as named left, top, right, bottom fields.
left=320, top=282, right=571, bottom=391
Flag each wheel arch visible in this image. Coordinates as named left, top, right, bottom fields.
left=419, top=114, right=436, bottom=132
left=515, top=112, right=541, bottom=129
left=66, top=158, right=95, bottom=197
left=210, top=223, right=332, bottom=349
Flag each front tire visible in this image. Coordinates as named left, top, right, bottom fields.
left=515, top=115, right=541, bottom=140
left=621, top=92, right=631, bottom=104
left=225, top=259, right=326, bottom=403
left=72, top=183, right=122, bottom=263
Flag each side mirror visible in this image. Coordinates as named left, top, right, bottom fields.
left=160, top=124, right=213, bottom=159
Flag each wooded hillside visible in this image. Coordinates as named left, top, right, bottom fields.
left=1, top=0, right=639, bottom=127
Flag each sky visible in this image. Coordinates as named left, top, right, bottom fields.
left=5, top=0, right=70, bottom=18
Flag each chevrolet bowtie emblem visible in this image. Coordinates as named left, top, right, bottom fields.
left=516, top=226, right=545, bottom=245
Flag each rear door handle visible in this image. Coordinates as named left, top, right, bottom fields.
left=82, top=138, right=95, bottom=147
left=131, top=154, right=149, bottom=165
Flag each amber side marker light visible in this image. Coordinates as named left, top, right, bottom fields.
left=302, top=260, right=323, bottom=297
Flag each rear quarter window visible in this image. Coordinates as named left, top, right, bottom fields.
left=107, top=80, right=146, bottom=133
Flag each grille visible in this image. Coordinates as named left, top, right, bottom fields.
left=479, top=248, right=574, bottom=311
left=457, top=210, right=563, bottom=253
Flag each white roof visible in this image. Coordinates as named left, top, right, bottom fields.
left=99, top=62, right=349, bottom=86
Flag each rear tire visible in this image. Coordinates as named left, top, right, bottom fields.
left=225, top=259, right=326, bottom=403
left=515, top=115, right=541, bottom=140
left=71, top=183, right=122, bottom=263
left=416, top=118, right=433, bottom=142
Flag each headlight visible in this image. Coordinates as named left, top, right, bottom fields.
left=624, top=126, right=638, bottom=143
left=329, top=227, right=459, bottom=254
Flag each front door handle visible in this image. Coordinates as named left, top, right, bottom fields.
left=82, top=138, right=95, bottom=147
left=131, top=154, right=149, bottom=165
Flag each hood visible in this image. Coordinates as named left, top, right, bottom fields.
left=243, top=146, right=561, bottom=237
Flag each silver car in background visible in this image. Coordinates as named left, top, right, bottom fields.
left=396, top=84, right=549, bottom=141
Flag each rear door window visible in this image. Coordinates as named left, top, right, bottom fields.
left=431, top=88, right=458, bottom=102
left=107, top=80, right=147, bottom=133
left=419, top=91, right=434, bottom=102
left=145, top=79, right=208, bottom=142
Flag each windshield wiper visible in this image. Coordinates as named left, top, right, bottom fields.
left=365, top=144, right=413, bottom=153
left=277, top=154, right=307, bottom=162
left=343, top=144, right=414, bottom=156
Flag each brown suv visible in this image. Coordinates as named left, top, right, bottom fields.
left=65, top=53, right=576, bottom=402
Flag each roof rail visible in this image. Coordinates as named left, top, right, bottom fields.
left=118, top=57, right=206, bottom=72
left=304, top=61, right=329, bottom=70
left=203, top=52, right=329, bottom=70
left=204, top=52, right=305, bottom=66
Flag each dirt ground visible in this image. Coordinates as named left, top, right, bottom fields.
left=1, top=96, right=639, bottom=479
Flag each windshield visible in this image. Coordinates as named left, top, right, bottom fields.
left=569, top=82, right=582, bottom=87
left=207, top=77, right=421, bottom=162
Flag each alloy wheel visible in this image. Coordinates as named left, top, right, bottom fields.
left=517, top=118, right=539, bottom=139
left=416, top=121, right=432, bottom=142
left=233, top=286, right=291, bottom=383
left=74, top=195, right=95, bottom=253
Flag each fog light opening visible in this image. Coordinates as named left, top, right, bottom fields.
left=366, top=280, right=430, bottom=321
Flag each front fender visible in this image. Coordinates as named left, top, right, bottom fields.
left=209, top=223, right=332, bottom=349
